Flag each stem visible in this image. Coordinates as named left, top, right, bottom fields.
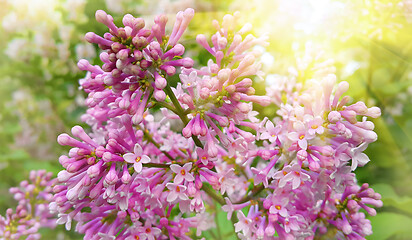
left=152, top=101, right=179, bottom=115
left=163, top=84, right=204, bottom=148
left=139, top=126, right=175, bottom=161
left=143, top=163, right=171, bottom=168
left=209, top=230, right=217, bottom=239
left=201, top=183, right=225, bottom=205
left=201, top=183, right=240, bottom=240
left=235, top=180, right=272, bottom=204
left=214, top=202, right=222, bottom=239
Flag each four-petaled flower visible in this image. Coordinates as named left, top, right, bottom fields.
left=269, top=197, right=289, bottom=217
left=283, top=216, right=300, bottom=233
left=234, top=211, right=252, bottom=236
left=170, top=162, right=194, bottom=184
left=260, top=120, right=281, bottom=143
left=349, top=142, right=370, bottom=171
left=273, top=163, right=310, bottom=189
left=305, top=115, right=324, bottom=136
left=180, top=71, right=199, bottom=89
left=166, top=183, right=189, bottom=202
left=123, top=143, right=151, bottom=173
left=288, top=121, right=314, bottom=150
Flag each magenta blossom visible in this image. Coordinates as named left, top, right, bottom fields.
left=123, top=143, right=151, bottom=173
left=170, top=162, right=194, bottom=184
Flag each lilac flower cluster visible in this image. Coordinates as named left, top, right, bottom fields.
left=0, top=170, right=56, bottom=240
left=50, top=8, right=382, bottom=240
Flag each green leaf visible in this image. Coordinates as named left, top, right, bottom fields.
left=372, top=183, right=412, bottom=215
left=368, top=212, right=412, bottom=240
left=0, top=150, right=30, bottom=162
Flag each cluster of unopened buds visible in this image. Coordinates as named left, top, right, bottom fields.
left=1, top=7, right=383, bottom=240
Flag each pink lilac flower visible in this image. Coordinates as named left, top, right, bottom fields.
left=260, top=120, right=281, bottom=143
left=170, top=162, right=194, bottom=184
left=234, top=211, right=253, bottom=236
left=166, top=183, right=189, bottom=202
left=273, top=163, right=310, bottom=189
left=123, top=143, right=151, bottom=173
left=269, top=197, right=289, bottom=218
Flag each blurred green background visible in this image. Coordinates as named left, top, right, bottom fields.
left=0, top=0, right=411, bottom=239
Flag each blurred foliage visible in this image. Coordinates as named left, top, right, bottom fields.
left=0, top=0, right=411, bottom=239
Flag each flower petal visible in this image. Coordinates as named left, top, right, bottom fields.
left=123, top=153, right=136, bottom=163
left=170, top=164, right=181, bottom=173
left=167, top=192, right=178, bottom=202
left=141, top=155, right=151, bottom=164
left=174, top=174, right=183, bottom=184
left=184, top=173, right=195, bottom=182
left=134, top=163, right=143, bottom=173
left=179, top=193, right=189, bottom=200
left=183, top=162, right=193, bottom=171
left=298, top=139, right=307, bottom=150
left=134, top=143, right=143, bottom=155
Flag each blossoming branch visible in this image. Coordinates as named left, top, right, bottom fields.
left=1, top=8, right=382, bottom=240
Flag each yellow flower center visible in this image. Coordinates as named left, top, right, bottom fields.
left=176, top=186, right=180, bottom=192
left=299, top=134, right=305, bottom=140
left=311, top=125, right=318, bottom=129
left=180, top=169, right=186, bottom=175
left=135, top=156, right=141, bottom=163
left=275, top=205, right=281, bottom=210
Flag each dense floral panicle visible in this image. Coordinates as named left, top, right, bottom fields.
left=48, top=8, right=383, bottom=240
left=79, top=8, right=195, bottom=129
left=156, top=12, right=272, bottom=168
left=0, top=170, right=56, bottom=240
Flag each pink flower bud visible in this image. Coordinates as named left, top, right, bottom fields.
left=116, top=49, right=130, bottom=60
left=66, top=160, right=86, bottom=173
left=347, top=101, right=368, bottom=115
left=191, top=115, right=201, bottom=136
left=111, top=42, right=124, bottom=53
left=217, top=68, right=230, bottom=82
left=328, top=111, right=341, bottom=123
left=217, top=37, right=227, bottom=50
left=187, top=182, right=197, bottom=196
left=225, top=85, right=236, bottom=94
left=199, top=87, right=210, bottom=99
left=160, top=65, right=176, bottom=75
left=121, top=169, right=131, bottom=184
left=95, top=10, right=108, bottom=24
left=182, top=119, right=194, bottom=138
left=57, top=170, right=72, bottom=182
left=340, top=110, right=357, bottom=124
left=235, top=78, right=253, bottom=88
left=154, top=89, right=166, bottom=101
left=367, top=107, right=381, bottom=118
left=155, top=75, right=167, bottom=89
left=237, top=102, right=250, bottom=114
left=104, top=165, right=118, bottom=185
left=133, top=50, right=143, bottom=60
